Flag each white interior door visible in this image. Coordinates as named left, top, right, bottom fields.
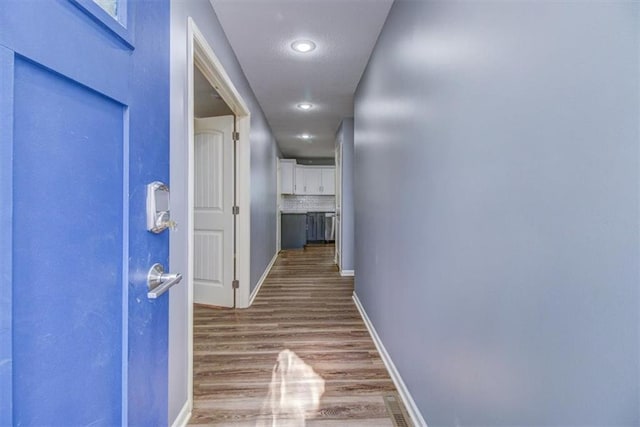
left=194, top=116, right=234, bottom=307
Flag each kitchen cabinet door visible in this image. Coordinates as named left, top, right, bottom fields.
left=306, top=213, right=316, bottom=241
left=281, top=214, right=306, bottom=249
left=315, top=214, right=325, bottom=241
left=280, top=159, right=295, bottom=194
left=305, top=168, right=322, bottom=194
left=295, top=165, right=306, bottom=195
left=320, top=168, right=335, bottom=195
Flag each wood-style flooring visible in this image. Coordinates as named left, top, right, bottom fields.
left=189, top=245, right=405, bottom=426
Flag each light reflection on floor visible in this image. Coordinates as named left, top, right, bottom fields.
left=257, top=349, right=326, bottom=427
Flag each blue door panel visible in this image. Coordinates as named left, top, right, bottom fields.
left=13, top=56, right=124, bottom=426
left=1, top=1, right=171, bottom=425
left=0, top=46, right=15, bottom=427
left=126, top=4, right=170, bottom=424
left=0, top=0, right=131, bottom=103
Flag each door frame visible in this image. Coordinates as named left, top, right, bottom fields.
left=183, top=17, right=251, bottom=413
left=335, top=141, right=343, bottom=269
left=276, top=159, right=282, bottom=252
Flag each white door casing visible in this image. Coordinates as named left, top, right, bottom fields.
left=335, top=143, right=342, bottom=267
left=276, top=160, right=282, bottom=251
left=169, top=18, right=252, bottom=424
left=193, top=116, right=234, bottom=307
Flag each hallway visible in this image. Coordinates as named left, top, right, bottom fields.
left=189, top=246, right=407, bottom=426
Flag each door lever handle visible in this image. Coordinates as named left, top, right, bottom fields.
left=147, top=263, right=182, bottom=299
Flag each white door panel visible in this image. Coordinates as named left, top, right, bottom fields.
left=194, top=116, right=234, bottom=307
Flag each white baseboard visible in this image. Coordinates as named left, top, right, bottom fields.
left=352, top=293, right=427, bottom=427
left=340, top=269, right=354, bottom=277
left=249, top=251, right=278, bottom=306
left=170, top=400, right=191, bottom=427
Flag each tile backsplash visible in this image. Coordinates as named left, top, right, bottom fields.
left=281, top=195, right=335, bottom=212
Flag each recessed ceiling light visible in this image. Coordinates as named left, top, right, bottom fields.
left=291, top=40, right=316, bottom=53
left=297, top=103, right=313, bottom=110
left=300, top=133, right=311, bottom=140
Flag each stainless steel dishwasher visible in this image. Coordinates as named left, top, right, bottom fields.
left=324, top=212, right=335, bottom=242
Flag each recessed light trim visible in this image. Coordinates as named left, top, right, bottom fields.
left=297, top=103, right=313, bottom=110
left=291, top=40, right=316, bottom=53
left=300, top=133, right=311, bottom=140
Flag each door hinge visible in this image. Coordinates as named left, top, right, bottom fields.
left=232, top=206, right=240, bottom=215
left=232, top=280, right=240, bottom=289
left=233, top=131, right=240, bottom=141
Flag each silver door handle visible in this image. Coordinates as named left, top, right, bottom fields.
left=147, top=263, right=182, bottom=299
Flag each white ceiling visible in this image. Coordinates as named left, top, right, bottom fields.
left=210, top=0, right=393, bottom=158
left=194, top=66, right=233, bottom=118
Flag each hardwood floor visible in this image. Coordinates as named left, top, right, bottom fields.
left=189, top=245, right=406, bottom=426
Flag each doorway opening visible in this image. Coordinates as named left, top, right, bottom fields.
left=192, top=66, right=235, bottom=309
left=178, top=17, right=252, bottom=421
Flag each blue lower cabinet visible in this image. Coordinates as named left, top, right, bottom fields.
left=307, top=212, right=325, bottom=243
left=282, top=212, right=330, bottom=249
left=282, top=214, right=307, bottom=249
left=306, top=213, right=316, bottom=242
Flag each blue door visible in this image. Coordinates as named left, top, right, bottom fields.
left=0, top=1, right=170, bottom=425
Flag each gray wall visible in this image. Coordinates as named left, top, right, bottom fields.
left=250, top=126, right=279, bottom=293
left=354, top=1, right=639, bottom=426
left=169, top=0, right=278, bottom=422
left=336, top=119, right=355, bottom=272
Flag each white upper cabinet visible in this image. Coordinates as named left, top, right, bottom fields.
left=304, top=168, right=322, bottom=194
left=320, top=168, right=335, bottom=195
left=295, top=166, right=336, bottom=195
left=279, top=159, right=295, bottom=194
left=295, top=165, right=305, bottom=195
